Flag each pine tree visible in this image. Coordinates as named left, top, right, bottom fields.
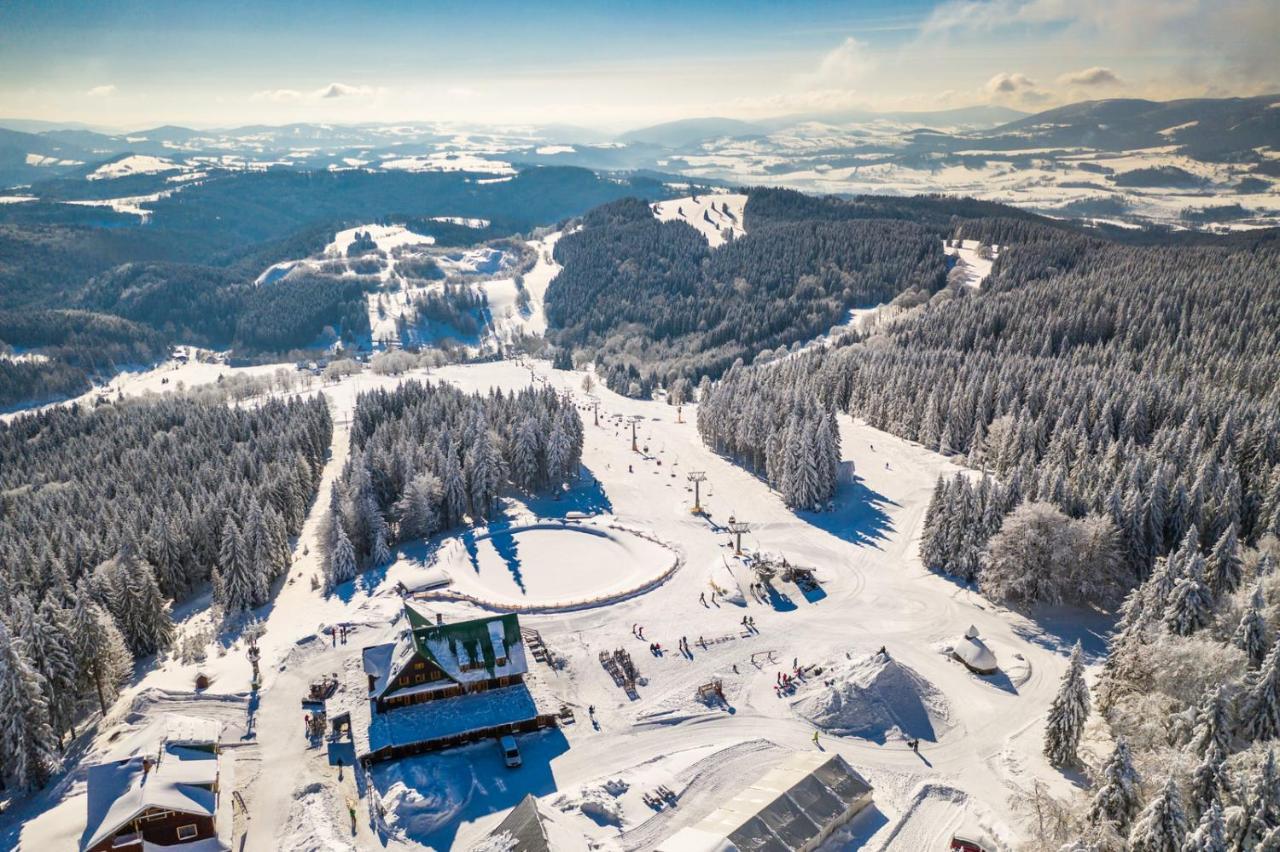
left=1044, top=642, right=1091, bottom=767
left=1240, top=642, right=1280, bottom=743
left=1205, top=526, right=1242, bottom=598
left=546, top=423, right=572, bottom=489
left=1234, top=583, right=1271, bottom=669
left=24, top=596, right=79, bottom=747
left=1088, top=737, right=1141, bottom=833
left=1128, top=776, right=1189, bottom=852
left=1188, top=744, right=1229, bottom=821
left=0, top=620, right=58, bottom=790
left=1164, top=552, right=1212, bottom=636
left=1190, top=687, right=1232, bottom=759
left=68, top=581, right=132, bottom=716
left=1240, top=750, right=1279, bottom=849
left=440, top=454, right=466, bottom=528
left=217, top=517, right=255, bottom=612
left=512, top=418, right=542, bottom=491
left=325, top=517, right=358, bottom=593
left=395, top=472, right=441, bottom=541
left=1182, top=802, right=1227, bottom=852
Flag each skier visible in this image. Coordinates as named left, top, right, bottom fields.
left=812, top=730, right=819, bottom=746
left=699, top=592, right=706, bottom=606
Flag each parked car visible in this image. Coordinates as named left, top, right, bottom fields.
left=499, top=735, right=521, bottom=768
left=950, top=835, right=989, bottom=852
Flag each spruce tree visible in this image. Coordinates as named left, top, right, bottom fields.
left=1088, top=737, right=1140, bottom=833
left=68, top=581, right=132, bottom=716
left=1188, top=744, right=1229, bottom=822
left=1190, top=686, right=1232, bottom=759
left=395, top=473, right=441, bottom=541
left=1164, top=552, right=1212, bottom=636
left=0, top=620, right=58, bottom=790
left=326, top=518, right=358, bottom=593
left=1234, top=583, right=1271, bottom=669
left=1128, top=776, right=1189, bottom=852
left=1205, top=526, right=1242, bottom=598
left=1182, top=802, right=1227, bottom=852
left=1044, top=642, right=1091, bottom=767
left=1240, top=642, right=1280, bottom=743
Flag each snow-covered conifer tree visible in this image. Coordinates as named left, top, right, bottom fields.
left=325, top=518, right=358, bottom=593
left=1190, top=686, right=1232, bottom=759
left=1234, top=583, right=1270, bottom=669
left=1239, top=642, right=1280, bottom=743
left=1128, top=776, right=1188, bottom=852
left=1205, top=526, right=1242, bottom=597
left=0, top=620, right=58, bottom=790
left=1088, top=737, right=1140, bottom=833
left=1044, top=641, right=1090, bottom=767
left=1182, top=802, right=1226, bottom=852
left=1188, top=744, right=1229, bottom=821
left=1163, top=552, right=1213, bottom=636
left=217, top=517, right=256, bottom=611
left=68, top=580, right=132, bottom=715
left=396, top=472, right=441, bottom=541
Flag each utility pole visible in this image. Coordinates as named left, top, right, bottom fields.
left=727, top=515, right=751, bottom=555
left=687, top=471, right=706, bottom=514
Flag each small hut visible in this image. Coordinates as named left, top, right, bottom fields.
left=951, top=626, right=998, bottom=675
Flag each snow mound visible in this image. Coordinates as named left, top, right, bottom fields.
left=277, top=782, right=355, bottom=852
left=792, top=652, right=953, bottom=743
left=554, top=778, right=630, bottom=827
left=378, top=761, right=470, bottom=840
left=709, top=557, right=746, bottom=606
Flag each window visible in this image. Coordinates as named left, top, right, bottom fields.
left=413, top=661, right=425, bottom=670
left=495, top=657, right=507, bottom=667
left=397, top=676, right=409, bottom=686
left=146, top=810, right=171, bottom=821
left=414, top=674, right=425, bottom=683
left=176, top=824, right=199, bottom=841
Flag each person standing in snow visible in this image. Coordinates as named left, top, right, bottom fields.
left=812, top=731, right=819, bottom=746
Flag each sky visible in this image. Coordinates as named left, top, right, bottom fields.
left=0, top=0, right=1276, bottom=131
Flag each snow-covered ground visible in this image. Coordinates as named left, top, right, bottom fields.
left=652, top=193, right=747, bottom=247
left=87, top=154, right=183, bottom=180
left=944, top=239, right=1000, bottom=289
left=9, top=352, right=1110, bottom=851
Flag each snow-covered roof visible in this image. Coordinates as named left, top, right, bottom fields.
left=472, top=794, right=593, bottom=852
left=364, top=605, right=527, bottom=699
left=164, top=715, right=223, bottom=747
left=953, top=626, right=999, bottom=673
left=356, top=682, right=543, bottom=757
left=656, top=752, right=872, bottom=852
left=82, top=745, right=221, bottom=850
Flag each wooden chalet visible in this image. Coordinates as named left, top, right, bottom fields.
left=81, top=715, right=231, bottom=852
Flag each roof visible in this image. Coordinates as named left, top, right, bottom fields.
left=954, top=626, right=999, bottom=673
left=364, top=605, right=527, bottom=700
left=656, top=752, right=872, bottom=852
left=82, top=745, right=220, bottom=850
left=356, top=683, right=543, bottom=758
left=472, top=794, right=593, bottom=852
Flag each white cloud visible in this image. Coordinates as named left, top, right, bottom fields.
left=86, top=84, right=116, bottom=97
left=1058, top=66, right=1122, bottom=87
left=251, top=82, right=383, bottom=105
left=812, top=37, right=874, bottom=85
left=984, top=71, right=1051, bottom=106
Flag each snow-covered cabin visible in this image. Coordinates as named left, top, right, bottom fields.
left=951, top=625, right=999, bottom=675
left=81, top=715, right=231, bottom=852
left=655, top=752, right=873, bottom=852
left=353, top=603, right=557, bottom=763
left=362, top=602, right=528, bottom=713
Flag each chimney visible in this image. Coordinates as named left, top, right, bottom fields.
left=435, top=613, right=444, bottom=626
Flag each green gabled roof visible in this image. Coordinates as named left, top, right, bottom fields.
left=403, top=603, right=522, bottom=680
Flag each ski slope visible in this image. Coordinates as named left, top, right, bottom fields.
left=9, top=357, right=1107, bottom=852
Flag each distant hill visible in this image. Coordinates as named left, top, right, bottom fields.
left=988, top=94, right=1280, bottom=157
left=617, top=117, right=763, bottom=147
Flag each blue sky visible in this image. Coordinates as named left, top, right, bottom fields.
left=1, top=0, right=1274, bottom=129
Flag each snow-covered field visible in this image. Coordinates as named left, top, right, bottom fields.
left=652, top=193, right=747, bottom=247
left=8, top=352, right=1110, bottom=852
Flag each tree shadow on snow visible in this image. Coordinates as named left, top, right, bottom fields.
left=794, top=476, right=897, bottom=548
left=1008, top=603, right=1115, bottom=660
left=514, top=463, right=614, bottom=519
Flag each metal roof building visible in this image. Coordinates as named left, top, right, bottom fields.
left=655, top=751, right=873, bottom=852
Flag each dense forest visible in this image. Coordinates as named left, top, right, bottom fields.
left=0, top=395, right=331, bottom=787
left=545, top=191, right=948, bottom=397
left=0, top=166, right=671, bottom=409
left=695, top=211, right=1280, bottom=848
left=321, top=379, right=582, bottom=591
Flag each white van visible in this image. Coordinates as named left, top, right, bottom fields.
left=499, top=735, right=521, bottom=768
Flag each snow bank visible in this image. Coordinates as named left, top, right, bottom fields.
left=277, top=782, right=356, bottom=852
left=553, top=778, right=630, bottom=827
left=378, top=758, right=471, bottom=840
left=792, top=652, right=953, bottom=743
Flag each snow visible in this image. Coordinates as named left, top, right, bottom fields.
left=430, top=522, right=679, bottom=607
left=325, top=223, right=435, bottom=258
left=379, top=153, right=516, bottom=176
left=791, top=651, right=954, bottom=743
left=944, top=239, right=999, bottom=289
left=11, top=356, right=1112, bottom=852
left=535, top=145, right=576, bottom=155
left=651, top=194, right=747, bottom=248
left=0, top=195, right=37, bottom=204
left=87, top=155, right=183, bottom=180
left=427, top=215, right=490, bottom=228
